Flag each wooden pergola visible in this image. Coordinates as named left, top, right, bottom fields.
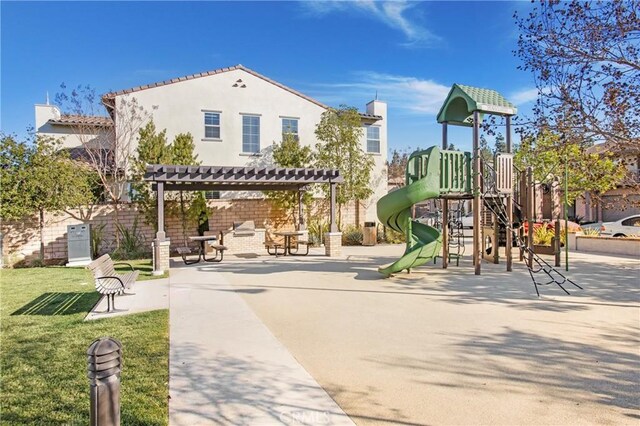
left=144, top=165, right=343, bottom=241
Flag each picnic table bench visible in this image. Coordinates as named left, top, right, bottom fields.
left=177, top=236, right=227, bottom=264
left=87, top=254, right=138, bottom=312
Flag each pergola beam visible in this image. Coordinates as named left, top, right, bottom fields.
left=155, top=183, right=308, bottom=192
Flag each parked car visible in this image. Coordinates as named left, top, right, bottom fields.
left=460, top=211, right=474, bottom=229
left=599, top=215, right=640, bottom=237
left=416, top=212, right=441, bottom=227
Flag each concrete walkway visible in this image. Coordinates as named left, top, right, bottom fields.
left=85, top=278, right=169, bottom=320
left=169, top=260, right=354, bottom=426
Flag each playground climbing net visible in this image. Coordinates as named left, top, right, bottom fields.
left=480, top=161, right=583, bottom=297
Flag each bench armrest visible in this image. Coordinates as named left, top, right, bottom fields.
left=112, top=262, right=134, bottom=271
left=97, top=276, right=126, bottom=289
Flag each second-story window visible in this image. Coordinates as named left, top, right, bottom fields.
left=242, top=115, right=260, bottom=153
left=204, top=112, right=220, bottom=139
left=366, top=125, right=380, bottom=153
left=282, top=118, right=299, bottom=141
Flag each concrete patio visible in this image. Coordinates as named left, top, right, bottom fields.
left=210, top=245, right=639, bottom=425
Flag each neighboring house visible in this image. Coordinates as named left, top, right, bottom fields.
left=35, top=64, right=388, bottom=222
left=574, top=142, right=640, bottom=222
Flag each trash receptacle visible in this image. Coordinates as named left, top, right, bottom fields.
left=363, top=221, right=377, bottom=246
left=67, top=224, right=92, bottom=267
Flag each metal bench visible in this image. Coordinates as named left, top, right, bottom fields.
left=87, top=254, right=139, bottom=312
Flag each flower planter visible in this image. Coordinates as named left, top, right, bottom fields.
left=576, top=235, right=640, bottom=256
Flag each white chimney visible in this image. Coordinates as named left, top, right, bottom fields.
left=34, top=103, right=61, bottom=131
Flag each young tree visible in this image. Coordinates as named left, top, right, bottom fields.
left=54, top=85, right=151, bottom=242
left=387, top=148, right=410, bottom=181
left=0, top=134, right=95, bottom=263
left=130, top=121, right=172, bottom=228
left=266, top=133, right=313, bottom=224
left=171, top=132, right=200, bottom=245
left=514, top=0, right=640, bottom=153
left=514, top=130, right=626, bottom=204
left=314, top=105, right=374, bottom=225
left=479, top=134, right=493, bottom=163
left=494, top=133, right=506, bottom=154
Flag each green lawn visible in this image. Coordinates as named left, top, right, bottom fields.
left=113, top=259, right=169, bottom=281
left=0, top=265, right=169, bottom=425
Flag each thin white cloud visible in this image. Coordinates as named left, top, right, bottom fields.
left=305, top=71, right=451, bottom=115
left=509, top=87, right=539, bottom=105
left=301, top=1, right=441, bottom=47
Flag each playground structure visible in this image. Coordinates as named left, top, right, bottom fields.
left=377, top=84, right=581, bottom=295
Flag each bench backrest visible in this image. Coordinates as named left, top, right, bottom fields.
left=87, top=254, right=116, bottom=279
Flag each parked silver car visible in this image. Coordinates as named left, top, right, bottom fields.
left=599, top=215, right=640, bottom=237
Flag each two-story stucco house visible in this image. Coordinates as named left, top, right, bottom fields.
left=35, top=64, right=387, bottom=222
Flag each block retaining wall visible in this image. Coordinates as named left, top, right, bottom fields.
left=1, top=199, right=364, bottom=264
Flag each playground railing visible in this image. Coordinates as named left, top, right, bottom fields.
left=439, top=150, right=472, bottom=195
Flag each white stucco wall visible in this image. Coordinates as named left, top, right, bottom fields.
left=34, top=104, right=110, bottom=149
left=113, top=68, right=388, bottom=219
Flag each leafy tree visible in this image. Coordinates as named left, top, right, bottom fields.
left=188, top=192, right=210, bottom=236
left=494, top=133, right=506, bottom=154
left=266, top=133, right=313, bottom=224
left=0, top=134, right=95, bottom=263
left=55, top=84, right=150, bottom=241
left=315, top=105, right=374, bottom=225
left=514, top=130, right=626, bottom=204
left=387, top=148, right=410, bottom=181
left=479, top=135, right=493, bottom=163
left=171, top=132, right=200, bottom=245
left=514, top=0, right=639, bottom=152
left=131, top=121, right=172, bottom=228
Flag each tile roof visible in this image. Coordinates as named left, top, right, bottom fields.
left=49, top=114, right=113, bottom=127
left=102, top=64, right=382, bottom=121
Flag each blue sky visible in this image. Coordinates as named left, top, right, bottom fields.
left=1, top=1, right=538, bottom=153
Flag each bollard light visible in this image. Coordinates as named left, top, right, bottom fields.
left=87, top=337, right=122, bottom=426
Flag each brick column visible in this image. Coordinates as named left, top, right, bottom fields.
left=152, top=239, right=170, bottom=276
left=324, top=232, right=342, bottom=257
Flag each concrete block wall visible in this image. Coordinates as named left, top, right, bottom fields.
left=1, top=198, right=364, bottom=264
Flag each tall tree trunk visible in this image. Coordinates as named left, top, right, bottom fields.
left=39, top=208, right=45, bottom=263
left=114, top=200, right=120, bottom=249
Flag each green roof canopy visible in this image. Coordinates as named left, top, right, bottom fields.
left=436, top=84, right=517, bottom=127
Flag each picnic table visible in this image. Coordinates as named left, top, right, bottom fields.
left=274, top=231, right=310, bottom=256
left=176, top=235, right=227, bottom=264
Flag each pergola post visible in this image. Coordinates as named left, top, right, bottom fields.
left=473, top=111, right=481, bottom=275
left=325, top=181, right=342, bottom=257
left=152, top=181, right=169, bottom=276
left=329, top=182, right=338, bottom=232
left=156, top=181, right=165, bottom=241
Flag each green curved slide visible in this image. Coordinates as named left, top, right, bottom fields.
left=377, top=146, right=442, bottom=276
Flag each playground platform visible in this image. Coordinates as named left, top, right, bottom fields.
left=207, top=244, right=639, bottom=425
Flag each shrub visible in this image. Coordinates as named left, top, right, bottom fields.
left=533, top=225, right=554, bottom=246
left=113, top=218, right=148, bottom=260
left=90, top=222, right=106, bottom=258
left=379, top=226, right=405, bottom=244
left=582, top=227, right=601, bottom=236
left=307, top=219, right=328, bottom=247
left=342, top=225, right=363, bottom=246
